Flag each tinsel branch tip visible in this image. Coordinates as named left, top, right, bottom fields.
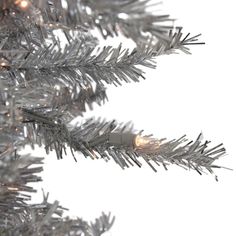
left=18, top=110, right=227, bottom=175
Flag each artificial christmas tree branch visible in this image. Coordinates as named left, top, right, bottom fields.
left=1, top=33, right=197, bottom=90
left=0, top=148, right=114, bottom=235
left=0, top=33, right=203, bottom=120
left=0, top=0, right=227, bottom=235
left=21, top=110, right=226, bottom=174
left=1, top=0, right=175, bottom=43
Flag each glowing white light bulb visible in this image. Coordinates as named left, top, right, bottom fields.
left=14, top=0, right=30, bottom=10
left=134, top=135, right=160, bottom=151
left=0, top=58, right=10, bottom=68
left=134, top=135, right=150, bottom=147
left=7, top=187, right=19, bottom=191
left=0, top=62, right=7, bottom=67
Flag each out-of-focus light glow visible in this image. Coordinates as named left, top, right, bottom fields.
left=15, top=0, right=30, bottom=10
left=7, top=187, right=19, bottom=191
left=0, top=58, right=9, bottom=68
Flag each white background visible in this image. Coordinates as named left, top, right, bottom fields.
left=24, top=0, right=236, bottom=235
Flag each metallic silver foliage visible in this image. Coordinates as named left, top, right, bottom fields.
left=0, top=0, right=225, bottom=235
left=20, top=113, right=226, bottom=174
left=0, top=147, right=114, bottom=236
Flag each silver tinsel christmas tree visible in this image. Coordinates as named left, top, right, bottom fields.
left=0, top=0, right=227, bottom=235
